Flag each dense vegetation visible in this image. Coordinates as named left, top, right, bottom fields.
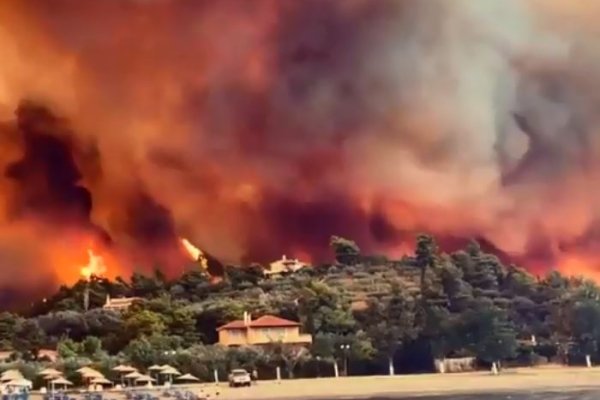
left=2, top=235, right=600, bottom=383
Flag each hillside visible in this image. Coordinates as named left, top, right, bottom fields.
left=1, top=235, right=600, bottom=383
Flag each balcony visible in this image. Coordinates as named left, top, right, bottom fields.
left=296, top=334, right=313, bottom=344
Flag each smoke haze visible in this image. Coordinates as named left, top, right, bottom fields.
left=0, top=0, right=600, bottom=298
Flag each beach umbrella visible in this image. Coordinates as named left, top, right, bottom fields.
left=135, top=375, right=156, bottom=387
left=159, top=364, right=177, bottom=371
left=0, top=370, right=23, bottom=382
left=77, top=367, right=105, bottom=387
left=147, top=364, right=164, bottom=381
left=50, top=377, right=73, bottom=392
left=113, top=364, right=136, bottom=385
left=112, top=365, right=137, bottom=373
left=175, top=374, right=200, bottom=382
left=90, top=377, right=113, bottom=385
left=77, top=367, right=104, bottom=378
left=77, top=367, right=101, bottom=379
left=77, top=366, right=103, bottom=376
left=160, top=367, right=181, bottom=375
left=1, top=369, right=22, bottom=378
left=40, top=372, right=63, bottom=389
left=159, top=367, right=181, bottom=384
left=81, top=370, right=104, bottom=379
left=123, top=371, right=142, bottom=387
left=78, top=367, right=103, bottom=376
left=6, top=379, right=32, bottom=388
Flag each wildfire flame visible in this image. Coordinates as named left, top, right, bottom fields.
left=180, top=238, right=209, bottom=271
left=80, top=249, right=107, bottom=281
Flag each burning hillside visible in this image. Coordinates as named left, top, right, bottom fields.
left=0, top=0, right=600, bottom=300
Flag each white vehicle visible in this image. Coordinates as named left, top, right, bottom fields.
left=228, top=369, right=251, bottom=387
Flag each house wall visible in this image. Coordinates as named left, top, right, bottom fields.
left=219, top=327, right=312, bottom=346
left=265, top=259, right=305, bottom=276
left=218, top=328, right=248, bottom=346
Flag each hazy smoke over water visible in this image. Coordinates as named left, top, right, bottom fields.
left=0, top=0, right=600, bottom=298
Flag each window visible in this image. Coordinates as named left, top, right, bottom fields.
left=263, top=328, right=285, bottom=339
left=228, top=329, right=244, bottom=338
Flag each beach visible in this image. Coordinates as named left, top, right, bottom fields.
left=207, top=366, right=600, bottom=400
left=30, top=366, right=600, bottom=400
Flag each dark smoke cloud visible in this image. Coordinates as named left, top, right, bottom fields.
left=0, top=101, right=187, bottom=291
left=5, top=102, right=95, bottom=226
left=0, top=0, right=599, bottom=294
left=243, top=191, right=373, bottom=262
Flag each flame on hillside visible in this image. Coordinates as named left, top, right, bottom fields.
left=3, top=0, right=600, bottom=306
left=180, top=238, right=209, bottom=271
left=80, top=249, right=107, bottom=281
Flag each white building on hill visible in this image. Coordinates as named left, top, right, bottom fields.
left=263, top=255, right=306, bottom=277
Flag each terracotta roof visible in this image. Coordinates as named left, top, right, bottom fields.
left=217, top=320, right=247, bottom=330
left=251, top=315, right=300, bottom=327
left=217, top=315, right=301, bottom=331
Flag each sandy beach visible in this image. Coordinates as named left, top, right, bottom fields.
left=207, top=366, right=600, bottom=400
left=30, top=366, right=600, bottom=400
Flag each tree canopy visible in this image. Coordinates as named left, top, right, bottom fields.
left=8, top=234, right=600, bottom=379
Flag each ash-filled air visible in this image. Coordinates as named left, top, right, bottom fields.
left=0, top=0, right=599, bottom=297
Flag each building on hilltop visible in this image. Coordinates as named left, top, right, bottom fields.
left=0, top=349, right=58, bottom=363
left=38, top=349, right=59, bottom=363
left=217, top=312, right=312, bottom=347
left=102, top=295, right=142, bottom=312
left=263, top=255, right=306, bottom=278
left=0, top=351, right=15, bottom=363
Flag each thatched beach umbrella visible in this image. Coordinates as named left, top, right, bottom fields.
left=77, top=367, right=105, bottom=388
left=91, top=377, right=114, bottom=386
left=160, top=366, right=180, bottom=375
left=112, top=365, right=136, bottom=385
left=159, top=366, right=181, bottom=384
left=40, top=371, right=63, bottom=389
left=6, top=378, right=32, bottom=389
left=135, top=375, right=156, bottom=387
left=77, top=367, right=100, bottom=379
left=50, top=377, right=73, bottom=392
left=124, top=371, right=142, bottom=387
left=175, top=374, right=200, bottom=383
left=0, top=370, right=23, bottom=382
left=147, top=364, right=164, bottom=381
left=81, top=370, right=104, bottom=379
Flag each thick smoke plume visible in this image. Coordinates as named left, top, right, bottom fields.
left=0, top=0, right=599, bottom=300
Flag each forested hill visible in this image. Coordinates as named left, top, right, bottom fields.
left=1, top=235, right=599, bottom=381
